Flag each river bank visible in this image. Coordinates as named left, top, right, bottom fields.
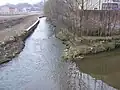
left=0, top=15, right=40, bottom=64
left=55, top=26, right=120, bottom=90
left=0, top=15, right=29, bottom=31
left=56, top=28, right=120, bottom=60
left=0, top=17, right=116, bottom=90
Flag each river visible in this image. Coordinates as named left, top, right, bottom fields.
left=75, top=48, right=120, bottom=90
left=0, top=17, right=117, bottom=90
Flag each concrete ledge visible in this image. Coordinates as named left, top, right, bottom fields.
left=21, top=18, right=40, bottom=41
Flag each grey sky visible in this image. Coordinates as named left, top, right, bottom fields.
left=0, top=0, right=42, bottom=5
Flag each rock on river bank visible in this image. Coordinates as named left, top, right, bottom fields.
left=0, top=15, right=40, bottom=64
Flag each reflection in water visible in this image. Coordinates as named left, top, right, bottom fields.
left=68, top=62, right=116, bottom=90
left=75, top=49, right=120, bottom=90
left=0, top=18, right=117, bottom=90
left=0, top=18, right=70, bottom=90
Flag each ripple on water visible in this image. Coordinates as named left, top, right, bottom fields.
left=0, top=17, right=117, bottom=90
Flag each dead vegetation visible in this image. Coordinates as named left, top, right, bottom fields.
left=44, top=0, right=120, bottom=60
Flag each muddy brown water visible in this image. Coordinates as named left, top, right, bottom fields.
left=0, top=17, right=117, bottom=90
left=75, top=49, right=120, bottom=89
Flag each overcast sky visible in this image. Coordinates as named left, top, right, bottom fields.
left=0, top=0, right=42, bottom=5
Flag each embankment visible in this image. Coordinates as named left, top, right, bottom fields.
left=45, top=10, right=120, bottom=61
left=56, top=28, right=120, bottom=61
left=0, top=15, right=40, bottom=64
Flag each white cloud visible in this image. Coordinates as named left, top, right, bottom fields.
left=0, top=0, right=42, bottom=5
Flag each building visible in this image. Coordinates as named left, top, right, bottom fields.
left=79, top=0, right=104, bottom=10
left=0, top=6, right=19, bottom=14
left=22, top=7, right=31, bottom=12
left=102, top=0, right=120, bottom=10
left=9, top=7, right=18, bottom=13
left=82, top=0, right=120, bottom=10
left=0, top=6, right=10, bottom=13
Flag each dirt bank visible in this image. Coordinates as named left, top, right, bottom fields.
left=56, top=28, right=120, bottom=61
left=0, top=15, right=28, bottom=31
left=0, top=15, right=40, bottom=64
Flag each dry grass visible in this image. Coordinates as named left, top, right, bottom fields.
left=57, top=28, right=120, bottom=60
left=0, top=14, right=39, bottom=42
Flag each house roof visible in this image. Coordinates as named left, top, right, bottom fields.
left=9, top=7, right=15, bottom=9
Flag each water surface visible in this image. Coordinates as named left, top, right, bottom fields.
left=75, top=49, right=120, bottom=89
left=0, top=17, right=117, bottom=90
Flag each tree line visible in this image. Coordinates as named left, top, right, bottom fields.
left=44, top=0, right=120, bottom=36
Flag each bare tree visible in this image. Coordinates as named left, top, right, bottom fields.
left=44, top=0, right=120, bottom=37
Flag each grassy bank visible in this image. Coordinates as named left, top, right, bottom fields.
left=0, top=15, right=40, bottom=64
left=56, top=28, right=120, bottom=60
